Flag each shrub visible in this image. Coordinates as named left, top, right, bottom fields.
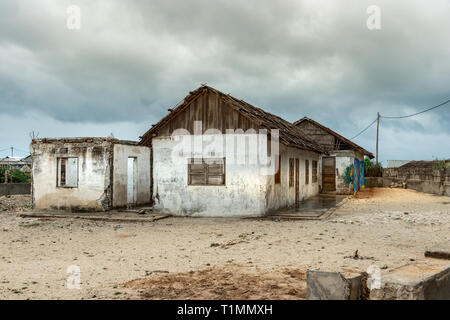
left=365, top=158, right=383, bottom=177
left=0, top=168, right=31, bottom=183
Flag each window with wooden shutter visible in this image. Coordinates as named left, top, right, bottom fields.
left=305, top=159, right=309, bottom=185
left=275, top=155, right=281, bottom=184
left=312, top=160, right=318, bottom=183
left=57, top=157, right=78, bottom=188
left=188, top=158, right=225, bottom=186
left=289, top=158, right=294, bottom=187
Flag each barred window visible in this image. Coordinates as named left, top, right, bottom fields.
left=312, top=160, right=318, bottom=183
left=305, top=159, right=309, bottom=185
left=289, top=158, right=294, bottom=187
left=275, top=155, right=281, bottom=184
left=188, top=158, right=225, bottom=186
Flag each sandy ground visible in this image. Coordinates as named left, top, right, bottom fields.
left=0, top=188, right=449, bottom=300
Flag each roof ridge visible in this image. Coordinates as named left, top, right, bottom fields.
left=140, top=85, right=326, bottom=153
left=293, top=117, right=374, bottom=158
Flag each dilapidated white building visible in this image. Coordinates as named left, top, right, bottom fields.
left=139, top=85, right=326, bottom=217
left=30, top=86, right=373, bottom=217
left=31, top=138, right=150, bottom=212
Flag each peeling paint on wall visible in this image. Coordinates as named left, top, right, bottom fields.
left=31, top=138, right=150, bottom=212
left=152, top=135, right=321, bottom=217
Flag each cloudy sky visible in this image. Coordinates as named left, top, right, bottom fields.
left=0, top=0, right=449, bottom=163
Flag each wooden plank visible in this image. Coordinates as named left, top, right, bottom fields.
left=322, top=156, right=336, bottom=191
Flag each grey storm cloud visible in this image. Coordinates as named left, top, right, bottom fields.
left=0, top=0, right=449, bottom=161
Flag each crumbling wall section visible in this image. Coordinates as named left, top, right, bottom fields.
left=382, top=165, right=450, bottom=196
left=152, top=135, right=267, bottom=217
left=31, top=138, right=114, bottom=212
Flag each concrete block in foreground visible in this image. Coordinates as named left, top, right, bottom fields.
left=425, top=241, right=450, bottom=260
left=370, top=259, right=450, bottom=300
left=306, top=270, right=366, bottom=300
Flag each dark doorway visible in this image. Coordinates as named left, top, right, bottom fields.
left=295, top=159, right=300, bottom=207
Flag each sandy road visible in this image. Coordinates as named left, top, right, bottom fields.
left=0, top=188, right=449, bottom=299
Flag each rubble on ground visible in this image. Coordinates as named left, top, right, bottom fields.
left=0, top=195, right=31, bottom=213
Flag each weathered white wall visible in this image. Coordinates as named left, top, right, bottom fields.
left=31, top=140, right=112, bottom=211
left=112, top=144, right=151, bottom=207
left=152, top=135, right=321, bottom=217
left=265, top=144, right=320, bottom=212
left=152, top=135, right=268, bottom=217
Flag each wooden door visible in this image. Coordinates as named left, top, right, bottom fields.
left=295, top=159, right=299, bottom=207
left=322, top=157, right=336, bottom=192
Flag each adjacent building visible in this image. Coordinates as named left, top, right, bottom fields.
left=0, top=155, right=32, bottom=173
left=294, top=117, right=374, bottom=194
left=31, top=138, right=150, bottom=212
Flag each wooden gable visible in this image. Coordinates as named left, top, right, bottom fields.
left=296, top=121, right=336, bottom=151
left=140, top=86, right=326, bottom=154
left=151, top=89, right=259, bottom=137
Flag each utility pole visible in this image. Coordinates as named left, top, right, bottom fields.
left=376, top=112, right=380, bottom=164
left=10, top=146, right=13, bottom=157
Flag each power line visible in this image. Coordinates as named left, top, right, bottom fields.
left=12, top=147, right=29, bottom=154
left=350, top=98, right=450, bottom=141
left=0, top=147, right=30, bottom=157
left=381, top=99, right=450, bottom=119
left=350, top=118, right=377, bottom=140
left=374, top=98, right=450, bottom=163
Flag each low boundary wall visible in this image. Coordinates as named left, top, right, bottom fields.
left=365, top=166, right=450, bottom=197
left=0, top=183, right=31, bottom=196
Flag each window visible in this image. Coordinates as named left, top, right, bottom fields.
left=305, top=159, right=309, bottom=185
left=289, top=158, right=294, bottom=187
left=312, top=160, right=318, bottom=183
left=275, top=155, right=281, bottom=184
left=188, top=158, right=225, bottom=186
left=57, top=157, right=78, bottom=187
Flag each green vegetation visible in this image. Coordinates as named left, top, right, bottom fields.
left=432, top=158, right=450, bottom=170
left=364, top=158, right=383, bottom=177
left=0, top=168, right=30, bottom=183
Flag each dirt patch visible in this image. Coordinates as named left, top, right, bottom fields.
left=0, top=195, right=31, bottom=213
left=122, top=265, right=306, bottom=300
left=1, top=187, right=449, bottom=299
left=211, top=232, right=264, bottom=249
left=354, top=188, right=375, bottom=199
left=115, top=234, right=136, bottom=239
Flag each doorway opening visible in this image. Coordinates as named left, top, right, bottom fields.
left=322, top=156, right=336, bottom=192
left=127, top=157, right=137, bottom=205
